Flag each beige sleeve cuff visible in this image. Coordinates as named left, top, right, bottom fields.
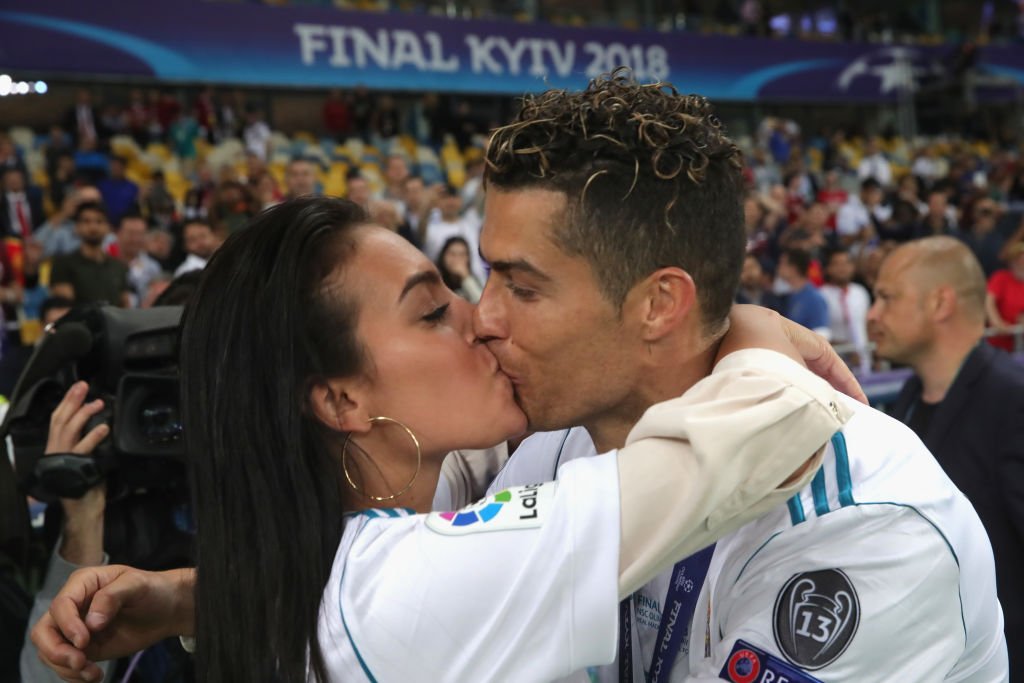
left=617, top=348, right=851, bottom=596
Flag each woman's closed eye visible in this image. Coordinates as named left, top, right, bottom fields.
left=423, top=303, right=450, bottom=323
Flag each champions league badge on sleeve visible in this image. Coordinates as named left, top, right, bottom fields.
left=719, top=640, right=824, bottom=683
left=772, top=569, right=860, bottom=670
left=425, top=483, right=556, bottom=536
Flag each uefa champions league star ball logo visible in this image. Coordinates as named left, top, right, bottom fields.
left=437, top=489, right=512, bottom=527
left=837, top=47, right=945, bottom=94
left=772, top=569, right=860, bottom=670
left=725, top=647, right=762, bottom=683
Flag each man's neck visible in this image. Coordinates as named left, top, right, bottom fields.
left=914, top=330, right=981, bottom=404
left=585, top=336, right=719, bottom=452
left=79, top=243, right=105, bottom=262
left=787, top=276, right=808, bottom=291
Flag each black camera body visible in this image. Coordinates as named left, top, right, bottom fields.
left=3, top=305, right=184, bottom=503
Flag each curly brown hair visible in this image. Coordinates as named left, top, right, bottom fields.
left=485, top=69, right=745, bottom=331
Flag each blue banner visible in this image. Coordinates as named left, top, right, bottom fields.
left=2, top=0, right=1023, bottom=101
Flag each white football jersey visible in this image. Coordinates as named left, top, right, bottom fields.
left=317, top=453, right=621, bottom=682
left=497, top=398, right=1009, bottom=682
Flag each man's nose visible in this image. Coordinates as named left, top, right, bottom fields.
left=473, top=279, right=506, bottom=343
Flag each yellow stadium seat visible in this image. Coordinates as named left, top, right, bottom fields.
left=164, top=171, right=189, bottom=204
left=146, top=143, right=172, bottom=162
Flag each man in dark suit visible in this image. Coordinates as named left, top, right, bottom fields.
left=870, top=235, right=1024, bottom=679
left=0, top=167, right=45, bottom=239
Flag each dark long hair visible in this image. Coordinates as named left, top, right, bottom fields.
left=180, top=197, right=369, bottom=682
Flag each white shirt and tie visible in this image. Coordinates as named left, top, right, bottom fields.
left=5, top=191, right=32, bottom=238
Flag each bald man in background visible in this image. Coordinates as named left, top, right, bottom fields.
left=870, top=236, right=1024, bottom=678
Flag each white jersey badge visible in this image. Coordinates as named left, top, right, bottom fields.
left=425, top=482, right=557, bottom=536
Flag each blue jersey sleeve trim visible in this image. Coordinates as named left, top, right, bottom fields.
left=335, top=518, right=380, bottom=683
left=831, top=432, right=855, bottom=507
left=731, top=501, right=966, bottom=643
left=787, top=495, right=806, bottom=526
left=810, top=466, right=830, bottom=517
left=338, top=519, right=379, bottom=683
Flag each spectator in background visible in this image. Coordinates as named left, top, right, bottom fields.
left=194, top=86, right=218, bottom=143
left=736, top=253, right=783, bottom=312
left=379, top=154, right=411, bottom=213
left=913, top=187, right=959, bottom=239
left=169, top=111, right=200, bottom=174
left=208, top=180, right=256, bottom=235
left=963, top=197, right=1008, bottom=276
left=402, top=175, right=435, bottom=241
left=782, top=171, right=808, bottom=226
left=183, top=163, right=216, bottom=221
left=243, top=106, right=272, bottom=161
left=815, top=168, right=848, bottom=230
left=63, top=89, right=101, bottom=150
left=284, top=157, right=320, bottom=200
left=47, top=152, right=77, bottom=210
left=0, top=134, right=27, bottom=176
left=1, top=167, right=44, bottom=240
left=422, top=184, right=484, bottom=282
left=876, top=237, right=1024, bottom=670
left=371, top=95, right=401, bottom=140
left=44, top=125, right=73, bottom=175
left=820, top=247, right=871, bottom=372
left=156, top=91, right=181, bottom=139
left=884, top=174, right=925, bottom=242
left=911, top=144, right=943, bottom=188
left=33, top=185, right=105, bottom=258
left=436, top=236, right=483, bottom=303
left=143, top=170, right=177, bottom=230
left=345, top=174, right=371, bottom=211
left=857, top=136, right=893, bottom=187
left=986, top=241, right=1024, bottom=351
left=322, top=89, right=352, bottom=140
left=145, top=228, right=175, bottom=272
left=112, top=214, right=162, bottom=307
left=253, top=172, right=283, bottom=210
left=837, top=177, right=892, bottom=251
left=50, top=202, right=130, bottom=307
left=778, top=247, right=830, bottom=338
left=174, top=220, right=220, bottom=277
left=125, top=88, right=154, bottom=147
left=349, top=85, right=374, bottom=142
left=460, top=157, right=486, bottom=218
left=97, top=156, right=139, bottom=225
left=368, top=199, right=419, bottom=247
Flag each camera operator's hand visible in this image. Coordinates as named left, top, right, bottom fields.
left=31, top=565, right=195, bottom=682
left=47, top=381, right=111, bottom=566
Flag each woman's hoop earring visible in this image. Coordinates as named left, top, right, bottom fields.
left=341, top=416, right=422, bottom=502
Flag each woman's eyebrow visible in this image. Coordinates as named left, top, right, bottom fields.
left=398, top=270, right=442, bottom=303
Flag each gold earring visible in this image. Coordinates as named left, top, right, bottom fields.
left=341, top=416, right=422, bottom=502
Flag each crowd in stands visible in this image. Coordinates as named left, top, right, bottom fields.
left=738, top=116, right=1024, bottom=371
left=0, top=85, right=496, bottom=389
left=4, top=88, right=1024, bottom=392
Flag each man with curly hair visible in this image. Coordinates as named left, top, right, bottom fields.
left=477, top=71, right=1007, bottom=681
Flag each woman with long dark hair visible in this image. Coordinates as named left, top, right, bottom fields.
left=32, top=197, right=846, bottom=683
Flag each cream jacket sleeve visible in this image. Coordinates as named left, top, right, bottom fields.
left=617, top=348, right=852, bottom=596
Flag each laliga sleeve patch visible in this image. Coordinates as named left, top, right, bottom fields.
left=719, top=640, right=824, bottom=683
left=772, top=569, right=860, bottom=670
left=425, top=483, right=556, bottom=536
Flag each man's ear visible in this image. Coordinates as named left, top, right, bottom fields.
left=308, top=378, right=372, bottom=434
left=932, top=285, right=958, bottom=323
left=630, top=266, right=698, bottom=342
